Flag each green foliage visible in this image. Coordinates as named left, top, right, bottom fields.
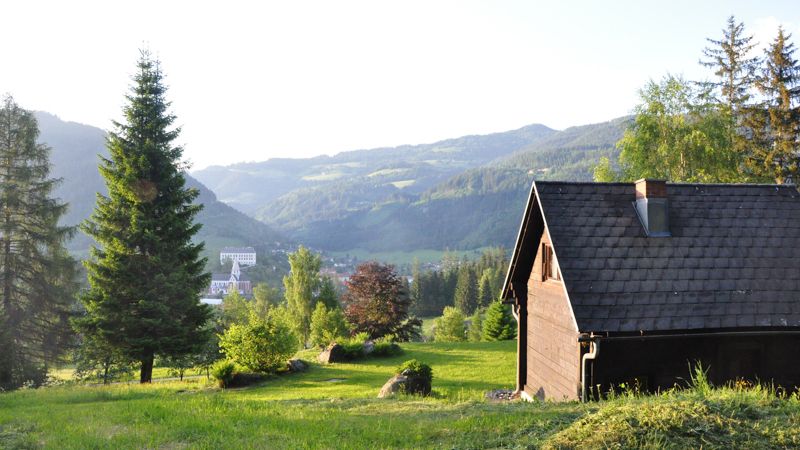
left=371, top=341, right=403, bottom=357
left=250, top=282, right=282, bottom=320
left=218, top=311, right=298, bottom=374
left=283, top=245, right=322, bottom=345
left=316, top=277, right=339, bottom=310
left=309, top=302, right=350, bottom=348
left=220, top=290, right=250, bottom=328
left=343, top=261, right=421, bottom=341
left=746, top=27, right=800, bottom=183
left=413, top=248, right=507, bottom=318
left=0, top=96, right=78, bottom=390
left=453, top=265, right=478, bottom=314
left=468, top=308, right=484, bottom=342
left=700, top=15, right=760, bottom=115
left=599, top=75, right=749, bottom=183
left=433, top=307, right=467, bottom=342
left=78, top=50, right=211, bottom=383
left=482, top=301, right=516, bottom=341
left=72, top=334, right=133, bottom=384
left=397, top=359, right=433, bottom=389
left=210, top=359, right=236, bottom=388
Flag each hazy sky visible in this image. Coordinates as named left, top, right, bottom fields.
left=2, top=1, right=799, bottom=170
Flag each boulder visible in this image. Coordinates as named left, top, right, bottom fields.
left=287, top=359, right=308, bottom=373
left=378, top=374, right=408, bottom=398
left=377, top=370, right=432, bottom=398
left=318, top=343, right=347, bottom=364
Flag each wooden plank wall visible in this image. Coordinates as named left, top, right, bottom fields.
left=525, top=230, right=581, bottom=401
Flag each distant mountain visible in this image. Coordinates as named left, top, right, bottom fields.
left=192, top=123, right=557, bottom=215
left=34, top=112, right=286, bottom=261
left=250, top=117, right=630, bottom=253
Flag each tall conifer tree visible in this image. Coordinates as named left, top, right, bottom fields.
left=748, top=27, right=800, bottom=183
left=0, top=96, right=78, bottom=389
left=453, top=265, right=477, bottom=315
left=699, top=15, right=760, bottom=156
left=78, top=51, right=210, bottom=383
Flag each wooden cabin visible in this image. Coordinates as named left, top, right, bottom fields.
left=502, top=179, right=800, bottom=401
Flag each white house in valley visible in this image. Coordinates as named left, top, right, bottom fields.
left=220, top=246, right=257, bottom=266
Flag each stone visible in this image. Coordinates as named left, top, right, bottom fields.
left=377, top=370, right=432, bottom=398
left=318, top=343, right=347, bottom=364
left=287, top=359, right=308, bottom=373
left=377, top=374, right=408, bottom=398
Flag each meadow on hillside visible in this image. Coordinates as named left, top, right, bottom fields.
left=3, top=341, right=800, bottom=449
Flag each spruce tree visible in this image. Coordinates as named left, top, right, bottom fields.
left=78, top=51, right=211, bottom=383
left=748, top=27, right=800, bottom=183
left=0, top=96, right=78, bottom=390
left=699, top=15, right=760, bottom=156
left=482, top=300, right=516, bottom=341
left=477, top=269, right=495, bottom=309
left=453, top=265, right=477, bottom=314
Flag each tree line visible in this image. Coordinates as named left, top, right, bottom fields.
left=595, top=16, right=800, bottom=184
left=410, top=247, right=507, bottom=318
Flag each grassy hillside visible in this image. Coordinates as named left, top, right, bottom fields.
left=2, top=341, right=798, bottom=449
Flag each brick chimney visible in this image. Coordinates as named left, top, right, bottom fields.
left=634, top=179, right=670, bottom=237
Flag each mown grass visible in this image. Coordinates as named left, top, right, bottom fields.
left=3, top=341, right=800, bottom=449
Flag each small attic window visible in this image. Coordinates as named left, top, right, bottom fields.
left=542, top=243, right=561, bottom=282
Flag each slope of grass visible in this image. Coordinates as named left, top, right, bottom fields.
left=544, top=385, right=800, bottom=449
left=3, top=341, right=800, bottom=449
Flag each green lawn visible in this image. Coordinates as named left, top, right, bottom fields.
left=3, top=341, right=800, bottom=449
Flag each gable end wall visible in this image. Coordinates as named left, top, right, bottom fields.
left=525, top=230, right=580, bottom=401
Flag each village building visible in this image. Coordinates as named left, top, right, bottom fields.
left=209, top=259, right=252, bottom=296
left=502, top=179, right=800, bottom=402
left=220, top=246, right=257, bottom=266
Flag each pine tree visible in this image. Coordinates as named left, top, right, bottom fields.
left=78, top=51, right=211, bottom=383
left=317, top=276, right=339, bottom=310
left=748, top=27, right=800, bottom=183
left=482, top=300, right=516, bottom=341
left=453, top=265, right=477, bottom=314
left=699, top=15, right=760, bottom=156
left=0, top=96, right=78, bottom=390
left=283, top=245, right=321, bottom=345
left=477, top=269, right=495, bottom=309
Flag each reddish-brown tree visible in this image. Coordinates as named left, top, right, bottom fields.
left=342, top=261, right=421, bottom=340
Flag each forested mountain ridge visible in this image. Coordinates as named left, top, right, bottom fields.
left=192, top=123, right=557, bottom=215
left=34, top=112, right=286, bottom=259
left=251, top=117, right=629, bottom=252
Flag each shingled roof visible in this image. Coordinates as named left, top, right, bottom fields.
left=503, top=181, right=800, bottom=334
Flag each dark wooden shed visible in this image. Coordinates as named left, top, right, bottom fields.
left=502, top=179, right=800, bottom=401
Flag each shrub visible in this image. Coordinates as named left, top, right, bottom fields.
left=467, top=308, right=484, bottom=342
left=310, top=303, right=350, bottom=348
left=211, top=360, right=236, bottom=388
left=482, top=300, right=516, bottom=341
left=371, top=341, right=403, bottom=357
left=434, top=306, right=467, bottom=342
left=219, top=311, right=298, bottom=373
left=397, top=359, right=433, bottom=395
